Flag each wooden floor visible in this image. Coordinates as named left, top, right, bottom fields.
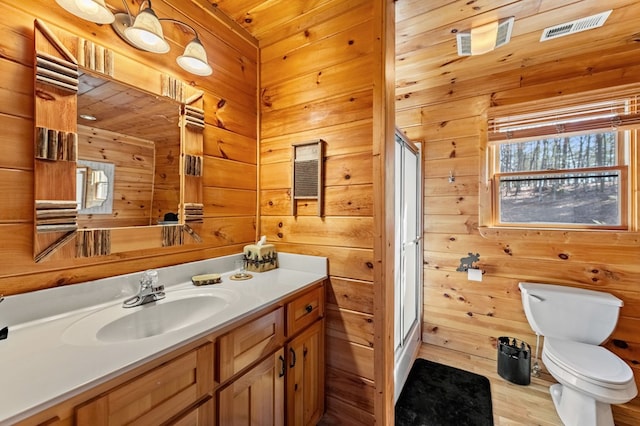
left=417, top=343, right=562, bottom=426
left=323, top=342, right=637, bottom=425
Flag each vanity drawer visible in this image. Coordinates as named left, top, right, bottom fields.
left=287, top=285, right=324, bottom=337
left=218, top=307, right=285, bottom=383
left=75, top=342, right=213, bottom=425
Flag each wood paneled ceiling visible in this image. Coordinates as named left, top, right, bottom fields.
left=77, top=72, right=181, bottom=142
left=394, top=0, right=640, bottom=113
left=212, top=0, right=640, bottom=113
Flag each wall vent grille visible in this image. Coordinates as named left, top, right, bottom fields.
left=540, top=10, right=612, bottom=41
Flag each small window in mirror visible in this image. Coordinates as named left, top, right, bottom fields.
left=76, top=160, right=115, bottom=214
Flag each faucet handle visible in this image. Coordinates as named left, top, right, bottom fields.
left=0, top=294, right=4, bottom=303
left=140, top=269, right=159, bottom=287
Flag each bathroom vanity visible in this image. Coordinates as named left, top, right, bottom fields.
left=0, top=253, right=326, bottom=425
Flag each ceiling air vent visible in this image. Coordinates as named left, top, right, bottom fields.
left=457, top=33, right=472, bottom=56
left=540, top=10, right=612, bottom=42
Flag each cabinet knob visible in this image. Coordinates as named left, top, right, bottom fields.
left=305, top=304, right=313, bottom=314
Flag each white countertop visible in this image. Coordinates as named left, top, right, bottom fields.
left=0, top=253, right=327, bottom=425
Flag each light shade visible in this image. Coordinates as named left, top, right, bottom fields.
left=470, top=21, right=499, bottom=55
left=55, top=0, right=114, bottom=24
left=456, top=17, right=515, bottom=56
left=177, top=38, right=213, bottom=76
left=124, top=8, right=170, bottom=54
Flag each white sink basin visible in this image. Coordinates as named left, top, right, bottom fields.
left=62, top=288, right=236, bottom=345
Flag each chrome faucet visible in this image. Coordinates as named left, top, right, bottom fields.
left=123, top=270, right=165, bottom=308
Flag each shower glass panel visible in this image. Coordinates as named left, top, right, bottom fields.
left=394, top=131, right=422, bottom=402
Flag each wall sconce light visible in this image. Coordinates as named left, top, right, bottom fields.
left=456, top=17, right=515, bottom=56
left=121, top=6, right=169, bottom=53
left=55, top=0, right=213, bottom=76
left=55, top=0, right=114, bottom=24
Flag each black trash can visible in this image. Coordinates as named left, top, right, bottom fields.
left=497, top=336, right=531, bottom=385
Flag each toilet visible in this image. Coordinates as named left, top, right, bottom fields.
left=519, top=282, right=637, bottom=426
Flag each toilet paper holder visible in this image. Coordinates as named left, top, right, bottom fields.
left=456, top=253, right=483, bottom=281
left=456, top=252, right=480, bottom=272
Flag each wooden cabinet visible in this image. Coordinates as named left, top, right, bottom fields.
left=218, top=307, right=285, bottom=382
left=75, top=342, right=214, bottom=425
left=217, top=284, right=325, bottom=426
left=218, top=349, right=285, bottom=425
left=286, top=320, right=324, bottom=426
left=18, top=281, right=324, bottom=426
left=287, top=286, right=323, bottom=337
left=171, top=396, right=215, bottom=426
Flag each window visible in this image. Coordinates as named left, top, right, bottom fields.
left=486, top=94, right=640, bottom=230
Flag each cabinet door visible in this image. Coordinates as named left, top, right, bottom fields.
left=219, top=307, right=285, bottom=383
left=218, top=349, right=285, bottom=426
left=287, top=320, right=324, bottom=426
left=75, top=343, right=214, bottom=425
left=171, top=395, right=214, bottom=426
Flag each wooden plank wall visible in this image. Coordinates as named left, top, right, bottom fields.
left=257, top=0, right=382, bottom=422
left=77, top=126, right=156, bottom=229
left=152, top=136, right=181, bottom=226
left=396, top=14, right=640, bottom=426
left=0, top=0, right=258, bottom=295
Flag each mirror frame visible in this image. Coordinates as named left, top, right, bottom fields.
left=32, top=19, right=204, bottom=262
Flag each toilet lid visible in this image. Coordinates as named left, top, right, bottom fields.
left=544, top=338, right=633, bottom=386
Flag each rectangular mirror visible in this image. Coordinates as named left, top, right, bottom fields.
left=33, top=22, right=205, bottom=262
left=77, top=71, right=182, bottom=228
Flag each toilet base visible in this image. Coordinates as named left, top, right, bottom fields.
left=550, top=383, right=614, bottom=426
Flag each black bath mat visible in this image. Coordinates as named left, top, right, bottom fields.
left=395, top=358, right=494, bottom=426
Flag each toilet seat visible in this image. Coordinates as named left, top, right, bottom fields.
left=544, top=338, right=634, bottom=389
left=542, top=350, right=638, bottom=406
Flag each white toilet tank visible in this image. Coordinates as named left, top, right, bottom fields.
left=519, top=282, right=623, bottom=345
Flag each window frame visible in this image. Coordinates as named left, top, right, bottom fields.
left=482, top=89, right=639, bottom=233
